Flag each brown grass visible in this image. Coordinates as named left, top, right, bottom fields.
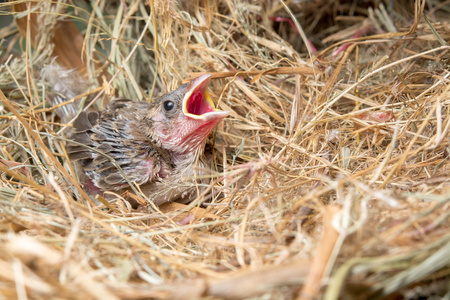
left=0, top=0, right=449, bottom=299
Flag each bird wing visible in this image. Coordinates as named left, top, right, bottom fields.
left=68, top=99, right=171, bottom=191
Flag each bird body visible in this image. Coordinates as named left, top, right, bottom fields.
left=43, top=65, right=228, bottom=205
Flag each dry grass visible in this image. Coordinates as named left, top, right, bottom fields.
left=0, top=0, right=449, bottom=299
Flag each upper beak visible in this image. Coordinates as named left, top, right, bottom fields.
left=182, top=74, right=230, bottom=122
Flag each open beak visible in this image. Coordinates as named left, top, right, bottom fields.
left=182, top=74, right=229, bottom=122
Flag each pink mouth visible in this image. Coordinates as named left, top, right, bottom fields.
left=183, top=74, right=229, bottom=122
left=185, top=89, right=215, bottom=116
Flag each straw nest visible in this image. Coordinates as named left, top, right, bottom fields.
left=0, top=0, right=449, bottom=299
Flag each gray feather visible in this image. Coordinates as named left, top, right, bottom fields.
left=41, top=62, right=90, bottom=123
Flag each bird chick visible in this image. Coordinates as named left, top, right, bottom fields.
left=43, top=65, right=228, bottom=206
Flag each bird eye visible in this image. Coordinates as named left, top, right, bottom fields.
left=163, top=100, right=174, bottom=112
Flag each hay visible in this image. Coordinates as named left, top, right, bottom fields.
left=0, top=0, right=449, bottom=299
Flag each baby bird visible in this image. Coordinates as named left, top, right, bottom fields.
left=43, top=65, right=228, bottom=206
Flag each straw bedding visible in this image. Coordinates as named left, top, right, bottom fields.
left=0, top=0, right=449, bottom=299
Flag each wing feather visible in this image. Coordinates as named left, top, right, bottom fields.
left=68, top=100, right=170, bottom=191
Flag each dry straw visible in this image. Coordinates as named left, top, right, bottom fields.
left=0, top=0, right=449, bottom=299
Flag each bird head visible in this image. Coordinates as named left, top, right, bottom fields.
left=149, top=74, right=229, bottom=156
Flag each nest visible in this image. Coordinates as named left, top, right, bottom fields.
left=0, top=0, right=449, bottom=299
